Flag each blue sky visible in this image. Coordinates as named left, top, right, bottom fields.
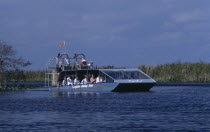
left=1, top=0, right=210, bottom=70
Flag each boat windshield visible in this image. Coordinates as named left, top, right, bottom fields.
left=101, top=70, right=150, bottom=80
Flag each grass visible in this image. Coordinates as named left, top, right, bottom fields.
left=138, top=61, right=210, bottom=82
left=7, top=62, right=210, bottom=85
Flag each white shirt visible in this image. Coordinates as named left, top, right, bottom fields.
left=81, top=78, right=88, bottom=84
left=62, top=79, right=66, bottom=85
left=96, top=77, right=103, bottom=83
left=88, top=63, right=95, bottom=69
left=67, top=78, right=73, bottom=85
left=74, top=79, right=80, bottom=85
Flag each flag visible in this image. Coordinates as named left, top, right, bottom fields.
left=60, top=41, right=65, bottom=47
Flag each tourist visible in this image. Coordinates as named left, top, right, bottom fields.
left=74, top=76, right=80, bottom=85
left=57, top=75, right=63, bottom=87
left=62, top=77, right=67, bottom=86
left=81, top=58, right=87, bottom=66
left=74, top=61, right=79, bottom=69
left=81, top=75, right=89, bottom=84
left=88, top=61, right=95, bottom=69
left=102, top=75, right=106, bottom=82
left=67, top=76, right=73, bottom=85
left=96, top=75, right=103, bottom=83
left=56, top=61, right=63, bottom=73
left=90, top=74, right=96, bottom=83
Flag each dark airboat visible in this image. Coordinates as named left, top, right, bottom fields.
left=45, top=53, right=156, bottom=92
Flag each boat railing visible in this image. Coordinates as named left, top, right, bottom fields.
left=45, top=57, right=56, bottom=69
left=44, top=53, right=98, bottom=87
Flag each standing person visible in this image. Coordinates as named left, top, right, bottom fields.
left=90, top=74, right=96, bottom=83
left=74, top=61, right=79, bottom=69
left=56, top=62, right=62, bottom=73
left=88, top=61, right=95, bottom=69
left=56, top=61, right=63, bottom=73
left=57, top=75, right=63, bottom=87
left=81, top=75, right=89, bottom=84
left=74, top=76, right=80, bottom=85
left=81, top=58, right=87, bottom=66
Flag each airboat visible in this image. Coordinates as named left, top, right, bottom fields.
left=45, top=53, right=156, bottom=92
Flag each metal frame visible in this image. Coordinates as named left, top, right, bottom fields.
left=44, top=53, right=90, bottom=87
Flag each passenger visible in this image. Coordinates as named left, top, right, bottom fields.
left=74, top=61, right=79, bottom=69
left=96, top=75, right=103, bottom=83
left=67, top=76, right=73, bottom=86
left=88, top=61, right=95, bottom=69
left=90, top=74, right=96, bottom=83
left=81, top=58, right=87, bottom=66
left=62, top=77, right=67, bottom=86
left=74, top=76, right=80, bottom=85
left=56, top=61, right=63, bottom=73
left=81, top=75, right=89, bottom=84
left=102, top=75, right=106, bottom=82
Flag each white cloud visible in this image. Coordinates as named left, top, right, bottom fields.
left=152, top=32, right=184, bottom=42
left=171, top=10, right=205, bottom=23
left=161, top=21, right=177, bottom=29
left=184, top=22, right=210, bottom=31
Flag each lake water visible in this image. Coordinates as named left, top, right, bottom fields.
left=0, top=85, right=210, bottom=131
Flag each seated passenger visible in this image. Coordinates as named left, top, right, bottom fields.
left=96, top=75, right=103, bottom=83
left=62, top=77, right=67, bottom=86
left=90, top=74, right=96, bottom=83
left=81, top=75, right=89, bottom=85
left=67, top=76, right=73, bottom=85
left=102, top=75, right=106, bottom=82
left=88, top=61, right=95, bottom=69
left=74, top=76, right=80, bottom=85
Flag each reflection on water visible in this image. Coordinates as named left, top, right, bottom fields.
left=52, top=91, right=103, bottom=97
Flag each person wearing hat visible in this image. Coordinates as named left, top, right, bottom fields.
left=88, top=61, right=95, bottom=69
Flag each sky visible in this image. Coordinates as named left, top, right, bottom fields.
left=1, top=0, right=210, bottom=70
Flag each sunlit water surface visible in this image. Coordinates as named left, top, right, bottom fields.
left=0, top=85, right=210, bottom=131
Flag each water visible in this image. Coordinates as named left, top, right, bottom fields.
left=0, top=85, right=210, bottom=131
